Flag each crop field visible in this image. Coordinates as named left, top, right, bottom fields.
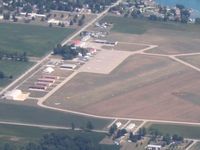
left=46, top=54, right=200, bottom=122
left=101, top=16, right=200, bottom=54
left=0, top=124, right=118, bottom=150
left=0, top=60, right=33, bottom=87
left=146, top=123, right=200, bottom=139
left=0, top=102, right=112, bottom=130
left=0, top=23, right=75, bottom=57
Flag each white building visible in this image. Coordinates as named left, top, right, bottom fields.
left=4, top=89, right=29, bottom=101
left=145, top=144, right=162, bottom=150
left=115, top=122, right=122, bottom=128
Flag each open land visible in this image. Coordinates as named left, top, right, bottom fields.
left=146, top=123, right=200, bottom=139
left=2, top=4, right=200, bottom=148
left=46, top=54, right=200, bottom=122
left=0, top=124, right=118, bottom=150
left=0, top=102, right=111, bottom=130
left=0, top=60, right=33, bottom=87
left=102, top=16, right=200, bottom=54
left=0, top=23, right=75, bottom=57
left=37, top=15, right=200, bottom=124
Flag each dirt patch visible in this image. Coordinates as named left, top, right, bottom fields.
left=79, top=50, right=132, bottom=74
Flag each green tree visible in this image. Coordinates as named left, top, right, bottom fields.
left=86, top=121, right=94, bottom=130
left=109, top=124, right=117, bottom=135
left=71, top=122, right=75, bottom=130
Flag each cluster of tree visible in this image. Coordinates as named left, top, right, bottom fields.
left=2, top=132, right=110, bottom=150
left=53, top=44, right=88, bottom=60
left=1, top=0, right=117, bottom=14
left=0, top=71, right=13, bottom=80
left=148, top=128, right=184, bottom=146
left=0, top=71, right=5, bottom=79
left=129, top=127, right=146, bottom=142
left=0, top=51, right=28, bottom=62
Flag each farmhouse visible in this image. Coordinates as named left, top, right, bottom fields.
left=4, top=89, right=29, bottom=101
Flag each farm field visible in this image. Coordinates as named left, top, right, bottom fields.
left=0, top=23, right=75, bottom=57
left=178, top=55, right=200, bottom=68
left=0, top=102, right=111, bottom=130
left=101, top=16, right=200, bottom=54
left=0, top=60, right=33, bottom=87
left=46, top=54, right=200, bottom=122
left=0, top=124, right=118, bottom=150
left=101, top=15, right=200, bottom=34
left=146, top=123, right=200, bottom=139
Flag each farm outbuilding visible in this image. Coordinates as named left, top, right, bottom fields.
left=4, top=89, right=29, bottom=101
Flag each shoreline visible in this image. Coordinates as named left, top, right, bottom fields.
left=150, top=0, right=200, bottom=18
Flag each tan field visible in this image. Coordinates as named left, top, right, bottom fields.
left=46, top=54, right=200, bottom=122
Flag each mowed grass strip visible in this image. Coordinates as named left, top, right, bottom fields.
left=0, top=124, right=119, bottom=150
left=101, top=15, right=200, bottom=34
left=0, top=60, right=33, bottom=87
left=146, top=123, right=200, bottom=139
left=0, top=102, right=111, bottom=130
left=0, top=23, right=75, bottom=57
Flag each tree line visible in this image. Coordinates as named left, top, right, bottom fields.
left=0, top=51, right=28, bottom=62
left=53, top=43, right=88, bottom=60
left=1, top=0, right=117, bottom=14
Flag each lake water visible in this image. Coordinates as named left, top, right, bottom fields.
left=155, top=0, right=200, bottom=18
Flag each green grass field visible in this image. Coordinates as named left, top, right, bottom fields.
left=0, top=124, right=119, bottom=150
left=0, top=102, right=111, bottom=130
left=0, top=23, right=74, bottom=57
left=0, top=60, right=33, bottom=87
left=146, top=123, right=200, bottom=139
left=101, top=15, right=200, bottom=34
